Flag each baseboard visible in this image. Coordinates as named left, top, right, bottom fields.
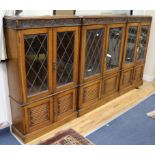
left=143, top=74, right=155, bottom=82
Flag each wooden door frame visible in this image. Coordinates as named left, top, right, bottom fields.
left=104, top=23, right=126, bottom=75
left=52, top=26, right=80, bottom=93
left=135, top=22, right=151, bottom=66
left=18, top=28, right=52, bottom=103
left=122, top=23, right=140, bottom=69
left=79, top=25, right=107, bottom=84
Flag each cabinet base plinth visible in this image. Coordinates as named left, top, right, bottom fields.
left=12, top=112, right=77, bottom=143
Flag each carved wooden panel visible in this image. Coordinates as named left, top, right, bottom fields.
left=25, top=98, right=52, bottom=132
left=102, top=73, right=119, bottom=97
left=57, top=93, right=73, bottom=114
left=79, top=80, right=101, bottom=108
left=120, top=68, right=134, bottom=89
left=133, top=65, right=144, bottom=85
left=54, top=89, right=76, bottom=121
left=29, top=103, right=49, bottom=127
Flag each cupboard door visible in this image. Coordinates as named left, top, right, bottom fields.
left=78, top=80, right=101, bottom=108
left=25, top=98, right=53, bottom=133
left=136, top=24, right=150, bottom=65
left=120, top=68, right=134, bottom=89
left=102, top=72, right=120, bottom=97
left=122, top=23, right=139, bottom=69
left=53, top=27, right=79, bottom=92
left=20, top=29, right=52, bottom=103
left=54, top=89, right=77, bottom=121
left=105, top=24, right=125, bottom=73
left=80, top=25, right=106, bottom=83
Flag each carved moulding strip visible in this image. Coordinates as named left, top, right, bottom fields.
left=127, top=17, right=152, bottom=23
left=4, top=18, right=81, bottom=29
left=82, top=17, right=127, bottom=25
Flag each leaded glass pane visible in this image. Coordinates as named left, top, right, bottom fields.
left=125, top=26, right=138, bottom=64
left=84, top=29, right=104, bottom=77
left=106, top=27, right=123, bottom=70
left=57, top=31, right=74, bottom=86
left=24, top=34, right=48, bottom=96
left=137, top=26, right=149, bottom=61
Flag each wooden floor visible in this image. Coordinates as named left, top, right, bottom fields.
left=27, top=81, right=155, bottom=144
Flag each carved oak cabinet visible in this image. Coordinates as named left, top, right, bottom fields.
left=4, top=15, right=151, bottom=143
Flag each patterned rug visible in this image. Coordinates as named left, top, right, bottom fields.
left=40, top=128, right=93, bottom=145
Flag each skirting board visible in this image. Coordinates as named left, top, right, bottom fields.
left=143, top=74, right=155, bottom=82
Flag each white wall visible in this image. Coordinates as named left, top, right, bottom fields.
left=76, top=10, right=130, bottom=15
left=134, top=11, right=155, bottom=82
left=0, top=62, right=11, bottom=126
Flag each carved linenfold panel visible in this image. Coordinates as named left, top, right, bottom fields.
left=57, top=93, right=73, bottom=114
left=83, top=83, right=100, bottom=103
left=28, top=103, right=49, bottom=127
left=4, top=18, right=81, bottom=29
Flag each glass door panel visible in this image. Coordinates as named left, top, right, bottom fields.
left=106, top=27, right=123, bottom=70
left=125, top=26, right=138, bottom=64
left=24, top=33, right=48, bottom=96
left=137, top=26, right=149, bottom=61
left=56, top=31, right=74, bottom=87
left=84, top=29, right=104, bottom=78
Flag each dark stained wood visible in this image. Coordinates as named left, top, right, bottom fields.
left=4, top=16, right=81, bottom=29
left=82, top=16, right=127, bottom=25
left=127, top=16, right=152, bottom=23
